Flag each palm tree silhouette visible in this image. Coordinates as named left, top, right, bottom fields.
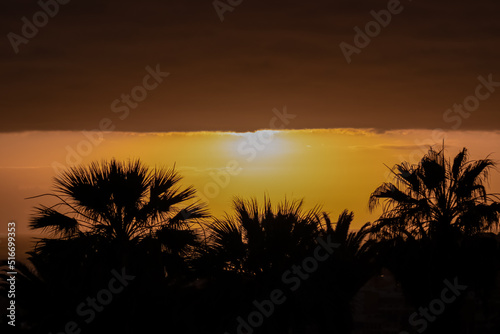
left=194, top=197, right=375, bottom=333
left=368, top=147, right=500, bottom=332
left=22, top=159, right=210, bottom=333
left=29, top=159, right=209, bottom=282
left=369, top=146, right=500, bottom=241
left=323, top=209, right=374, bottom=258
left=308, top=210, right=377, bottom=334
left=201, top=196, right=324, bottom=278
left=190, top=196, right=326, bottom=333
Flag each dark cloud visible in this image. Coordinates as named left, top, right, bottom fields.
left=1, top=0, right=500, bottom=132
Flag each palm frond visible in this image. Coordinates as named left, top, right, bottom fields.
left=29, top=206, right=79, bottom=236
left=333, top=210, right=353, bottom=242
left=167, top=201, right=210, bottom=228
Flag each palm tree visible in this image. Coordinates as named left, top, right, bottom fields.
left=368, top=147, right=500, bottom=332
left=194, top=197, right=375, bottom=334
left=189, top=196, right=326, bottom=333
left=201, top=196, right=324, bottom=278
left=369, top=146, right=500, bottom=241
left=311, top=210, right=377, bottom=334
left=322, top=209, right=374, bottom=259
left=22, top=159, right=210, bottom=332
left=29, top=159, right=209, bottom=278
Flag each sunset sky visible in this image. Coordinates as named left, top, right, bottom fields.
left=1, top=0, right=500, bottom=235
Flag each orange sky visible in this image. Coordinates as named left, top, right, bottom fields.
left=2, top=0, right=500, bottom=240
left=1, top=129, right=499, bottom=236
left=2, top=0, right=500, bottom=132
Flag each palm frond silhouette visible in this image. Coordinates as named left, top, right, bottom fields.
left=369, top=147, right=500, bottom=241
left=28, top=159, right=209, bottom=277
left=203, top=196, right=324, bottom=277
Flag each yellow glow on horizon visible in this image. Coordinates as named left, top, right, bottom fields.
left=223, top=130, right=292, bottom=163
left=1, top=129, right=500, bottom=235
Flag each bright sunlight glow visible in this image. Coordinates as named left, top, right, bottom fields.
left=227, top=130, right=291, bottom=162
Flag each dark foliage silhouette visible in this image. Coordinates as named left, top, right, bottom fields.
left=1, top=149, right=499, bottom=334
left=16, top=159, right=208, bottom=332
left=29, top=159, right=208, bottom=275
left=368, top=147, right=500, bottom=333
left=189, top=197, right=376, bottom=333
left=369, top=146, right=500, bottom=241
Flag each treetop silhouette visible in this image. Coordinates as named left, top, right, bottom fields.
left=369, top=146, right=500, bottom=241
